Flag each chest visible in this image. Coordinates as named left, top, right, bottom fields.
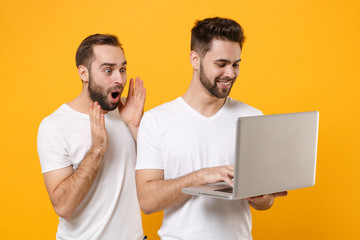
left=159, top=117, right=237, bottom=178
left=60, top=115, right=135, bottom=170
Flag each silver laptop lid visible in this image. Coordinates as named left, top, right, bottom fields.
left=233, top=111, right=319, bottom=199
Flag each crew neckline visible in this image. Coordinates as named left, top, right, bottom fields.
left=62, top=103, right=116, bottom=118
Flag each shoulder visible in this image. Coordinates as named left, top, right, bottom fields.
left=38, top=105, right=71, bottom=144
left=39, top=105, right=67, bottom=130
left=139, top=98, right=182, bottom=135
left=143, top=98, right=182, bottom=120
left=38, top=104, right=86, bottom=134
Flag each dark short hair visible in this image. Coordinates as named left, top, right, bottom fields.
left=75, top=34, right=122, bottom=69
left=191, top=17, right=245, bottom=56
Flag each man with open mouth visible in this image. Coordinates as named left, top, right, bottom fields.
left=37, top=34, right=146, bottom=239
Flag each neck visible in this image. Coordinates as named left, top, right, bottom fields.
left=182, top=72, right=227, bottom=117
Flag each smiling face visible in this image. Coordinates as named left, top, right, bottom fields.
left=198, top=39, right=241, bottom=98
left=86, top=45, right=127, bottom=111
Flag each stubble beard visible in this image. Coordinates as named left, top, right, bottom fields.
left=88, top=74, right=122, bottom=111
left=199, top=63, right=236, bottom=99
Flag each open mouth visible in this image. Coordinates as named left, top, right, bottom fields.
left=110, top=90, right=121, bottom=103
left=111, top=91, right=120, bottom=99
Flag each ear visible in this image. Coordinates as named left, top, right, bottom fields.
left=78, top=65, right=89, bottom=83
left=190, top=50, right=200, bottom=70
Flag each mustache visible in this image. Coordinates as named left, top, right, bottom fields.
left=215, top=76, right=236, bottom=82
left=108, top=84, right=124, bottom=93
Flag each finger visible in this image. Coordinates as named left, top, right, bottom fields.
left=89, top=102, right=96, bottom=125
left=221, top=167, right=234, bottom=187
left=95, top=102, right=101, bottom=124
left=246, top=195, right=266, bottom=202
left=222, top=166, right=234, bottom=178
left=272, top=191, right=288, bottom=198
left=100, top=113, right=105, bottom=128
left=225, top=165, right=234, bottom=171
left=135, top=77, right=144, bottom=99
left=141, top=87, right=146, bottom=109
left=89, top=102, right=93, bottom=116
left=142, top=86, right=146, bottom=101
left=224, top=177, right=234, bottom=187
left=138, top=85, right=146, bottom=111
left=128, top=78, right=134, bottom=98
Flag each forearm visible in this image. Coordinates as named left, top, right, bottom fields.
left=137, top=170, right=206, bottom=215
left=137, top=165, right=234, bottom=214
left=51, top=147, right=105, bottom=219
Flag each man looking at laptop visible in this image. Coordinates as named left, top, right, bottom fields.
left=135, top=17, right=287, bottom=239
left=37, top=34, right=145, bottom=239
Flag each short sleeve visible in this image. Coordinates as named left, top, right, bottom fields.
left=37, top=119, right=72, bottom=173
left=136, top=112, right=164, bottom=170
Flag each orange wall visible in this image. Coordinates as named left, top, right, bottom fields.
left=1, top=0, right=359, bottom=239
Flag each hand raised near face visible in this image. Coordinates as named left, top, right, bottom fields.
left=89, top=102, right=108, bottom=153
left=118, top=77, right=146, bottom=128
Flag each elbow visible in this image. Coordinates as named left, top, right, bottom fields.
left=141, top=208, right=153, bottom=215
left=141, top=206, right=157, bottom=215
left=136, top=174, right=165, bottom=215
left=136, top=185, right=159, bottom=215
left=54, top=205, right=74, bottom=220
left=137, top=193, right=160, bottom=215
left=138, top=199, right=157, bottom=215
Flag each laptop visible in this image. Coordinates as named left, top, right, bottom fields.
left=181, top=111, right=319, bottom=200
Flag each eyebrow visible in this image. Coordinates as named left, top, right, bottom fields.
left=99, top=60, right=127, bottom=68
left=215, top=59, right=241, bottom=63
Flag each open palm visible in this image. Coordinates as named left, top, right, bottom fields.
left=118, top=77, right=146, bottom=132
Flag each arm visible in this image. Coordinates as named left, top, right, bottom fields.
left=136, top=165, right=234, bottom=215
left=43, top=102, right=108, bottom=220
left=247, top=191, right=288, bottom=211
left=118, top=77, right=146, bottom=141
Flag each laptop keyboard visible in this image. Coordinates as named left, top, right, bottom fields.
left=214, top=187, right=233, bottom=193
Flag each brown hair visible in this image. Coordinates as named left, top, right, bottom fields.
left=75, top=34, right=122, bottom=69
left=191, top=17, right=245, bottom=56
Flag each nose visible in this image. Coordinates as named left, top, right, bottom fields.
left=224, top=65, right=236, bottom=79
left=114, top=70, right=126, bottom=86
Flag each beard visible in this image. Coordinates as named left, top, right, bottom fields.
left=88, top=74, right=122, bottom=111
left=199, top=63, right=236, bottom=99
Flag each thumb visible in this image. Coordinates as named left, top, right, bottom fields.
left=273, top=191, right=288, bottom=198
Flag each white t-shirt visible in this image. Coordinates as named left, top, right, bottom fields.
left=136, top=97, right=263, bottom=240
left=37, top=104, right=143, bottom=240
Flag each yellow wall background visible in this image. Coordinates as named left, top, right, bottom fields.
left=1, top=0, right=359, bottom=239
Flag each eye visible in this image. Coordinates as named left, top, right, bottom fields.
left=104, top=68, right=112, bottom=74
left=216, top=63, right=226, bottom=68
left=120, top=67, right=127, bottom=73
left=233, top=63, right=239, bottom=68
